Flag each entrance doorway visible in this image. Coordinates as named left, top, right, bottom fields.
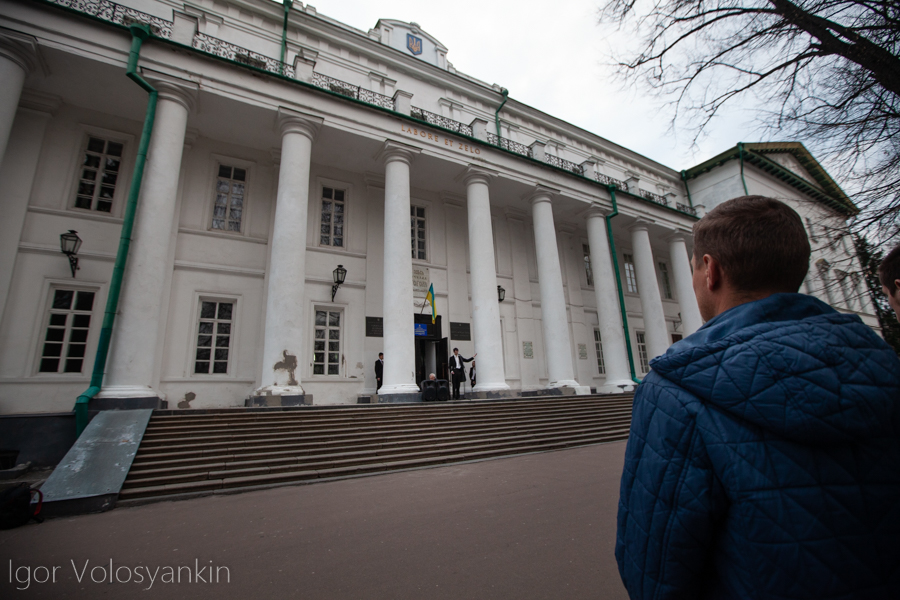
left=413, top=314, right=448, bottom=385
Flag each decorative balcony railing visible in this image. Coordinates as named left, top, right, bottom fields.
left=544, top=154, right=584, bottom=176
left=594, top=172, right=629, bottom=191
left=410, top=107, right=474, bottom=137
left=485, top=132, right=530, bottom=157
left=639, top=189, right=670, bottom=207
left=309, top=73, right=393, bottom=110
left=676, top=203, right=698, bottom=216
left=193, top=33, right=293, bottom=77
left=48, top=0, right=173, bottom=38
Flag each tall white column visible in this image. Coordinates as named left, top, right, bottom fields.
left=256, top=109, right=323, bottom=397
left=667, top=232, right=703, bottom=335
left=101, top=82, right=197, bottom=399
left=530, top=188, right=579, bottom=388
left=378, top=142, right=421, bottom=397
left=629, top=219, right=669, bottom=362
left=463, top=166, right=509, bottom=392
left=0, top=33, right=37, bottom=171
left=585, top=208, right=634, bottom=391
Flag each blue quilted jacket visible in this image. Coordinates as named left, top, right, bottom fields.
left=616, top=293, right=900, bottom=600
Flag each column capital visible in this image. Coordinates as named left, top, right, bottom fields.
left=526, top=184, right=557, bottom=206
left=375, top=140, right=420, bottom=166
left=627, top=217, right=655, bottom=233
left=664, top=229, right=692, bottom=244
left=460, top=164, right=497, bottom=187
left=0, top=31, right=41, bottom=74
left=583, top=202, right=612, bottom=221
left=143, top=70, right=199, bottom=113
left=276, top=107, right=323, bottom=140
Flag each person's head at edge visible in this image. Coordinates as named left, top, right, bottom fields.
left=378, top=352, right=383, bottom=359
left=692, top=196, right=811, bottom=322
left=878, top=244, right=900, bottom=321
left=453, top=348, right=458, bottom=355
left=428, top=373, right=436, bottom=380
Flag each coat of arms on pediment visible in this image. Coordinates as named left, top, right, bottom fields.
left=407, top=33, right=423, bottom=55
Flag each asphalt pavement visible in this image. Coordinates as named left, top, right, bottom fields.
left=2, top=441, right=629, bottom=599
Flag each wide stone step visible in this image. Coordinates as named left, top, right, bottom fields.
left=136, top=405, right=633, bottom=448
left=124, top=420, right=631, bottom=485
left=131, top=412, right=633, bottom=462
left=142, top=395, right=633, bottom=428
left=127, top=415, right=632, bottom=473
left=118, top=428, right=630, bottom=501
left=140, top=397, right=633, bottom=434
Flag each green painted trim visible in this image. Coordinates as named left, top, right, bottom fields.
left=680, top=170, right=693, bottom=207
left=75, top=24, right=158, bottom=438
left=494, top=88, right=508, bottom=138
left=604, top=185, right=641, bottom=384
left=738, top=142, right=750, bottom=195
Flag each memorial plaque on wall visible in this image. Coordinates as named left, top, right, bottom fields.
left=365, top=317, right=383, bottom=337
left=412, top=266, right=429, bottom=298
left=450, top=322, right=471, bottom=341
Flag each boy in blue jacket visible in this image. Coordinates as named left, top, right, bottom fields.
left=616, top=196, right=900, bottom=599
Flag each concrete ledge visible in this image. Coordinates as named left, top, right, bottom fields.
left=40, top=409, right=153, bottom=517
left=246, top=394, right=313, bottom=407
left=521, top=386, right=591, bottom=397
left=377, top=392, right=422, bottom=404
left=464, top=388, right=523, bottom=400
left=88, top=396, right=162, bottom=412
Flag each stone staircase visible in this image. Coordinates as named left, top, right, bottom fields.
left=118, top=394, right=633, bottom=504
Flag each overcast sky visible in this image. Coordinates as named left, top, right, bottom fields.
left=298, top=0, right=761, bottom=172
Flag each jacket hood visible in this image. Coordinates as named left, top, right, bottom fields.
left=651, top=293, right=900, bottom=443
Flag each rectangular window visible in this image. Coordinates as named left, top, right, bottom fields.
left=313, top=309, right=342, bottom=375
left=817, top=262, right=836, bottom=305
left=74, top=136, right=123, bottom=213
left=806, top=218, right=818, bottom=242
left=837, top=272, right=855, bottom=310
left=671, top=333, right=683, bottom=344
left=658, top=262, right=672, bottom=299
left=624, top=254, right=638, bottom=293
left=593, top=328, right=605, bottom=375
left=320, top=187, right=345, bottom=247
left=39, top=289, right=95, bottom=373
left=583, top=244, right=594, bottom=286
left=411, top=205, right=426, bottom=260
left=212, top=165, right=246, bottom=232
left=194, top=300, right=234, bottom=374
left=636, top=330, right=649, bottom=373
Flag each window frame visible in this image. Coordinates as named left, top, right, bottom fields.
left=318, top=185, right=348, bottom=248
left=411, top=203, right=428, bottom=261
left=207, top=155, right=254, bottom=236
left=623, top=253, right=638, bottom=294
left=189, top=295, right=238, bottom=378
left=583, top=244, right=594, bottom=287
left=33, top=284, right=100, bottom=376
left=310, top=305, right=344, bottom=378
left=210, top=164, right=248, bottom=234
left=68, top=131, right=133, bottom=217
left=657, top=261, right=673, bottom=300
left=635, top=330, right=649, bottom=374
left=593, top=327, right=605, bottom=375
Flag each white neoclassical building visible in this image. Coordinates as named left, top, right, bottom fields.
left=0, top=0, right=878, bottom=414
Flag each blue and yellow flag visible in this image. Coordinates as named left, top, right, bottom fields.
left=425, top=283, right=436, bottom=324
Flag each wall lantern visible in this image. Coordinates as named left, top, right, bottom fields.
left=673, top=312, right=682, bottom=332
left=332, top=264, right=347, bottom=301
left=60, top=230, right=82, bottom=278
left=497, top=285, right=505, bottom=302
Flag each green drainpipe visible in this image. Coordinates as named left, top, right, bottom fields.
left=74, top=23, right=158, bottom=437
left=494, top=88, right=508, bottom=138
left=604, top=185, right=641, bottom=385
left=737, top=142, right=749, bottom=195
left=280, top=0, right=293, bottom=75
left=680, top=170, right=693, bottom=207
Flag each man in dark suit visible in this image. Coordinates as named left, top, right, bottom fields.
left=449, top=347, right=475, bottom=399
left=374, top=353, right=384, bottom=392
